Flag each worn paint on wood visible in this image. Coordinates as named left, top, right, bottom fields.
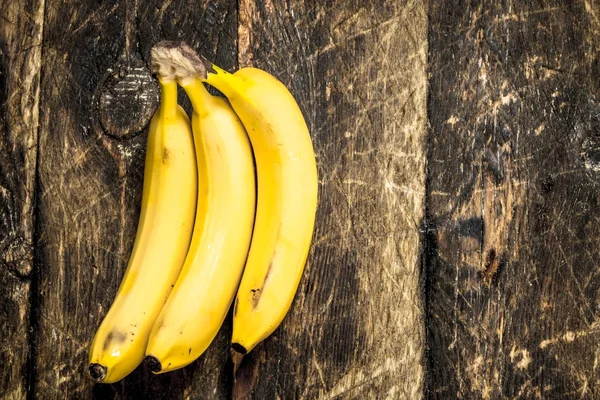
left=232, top=1, right=428, bottom=399
left=426, top=1, right=600, bottom=398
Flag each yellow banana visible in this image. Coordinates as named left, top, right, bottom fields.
left=88, top=78, right=197, bottom=383
left=144, top=76, right=256, bottom=372
left=146, top=49, right=256, bottom=373
left=203, top=66, right=318, bottom=358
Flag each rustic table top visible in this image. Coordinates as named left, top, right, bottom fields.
left=1, top=1, right=599, bottom=399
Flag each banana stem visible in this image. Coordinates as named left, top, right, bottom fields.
left=202, top=67, right=237, bottom=99
left=180, top=78, right=215, bottom=116
left=158, top=78, right=178, bottom=119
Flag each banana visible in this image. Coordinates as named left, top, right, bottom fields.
left=144, top=73, right=256, bottom=373
left=202, top=62, right=318, bottom=359
left=88, top=78, right=197, bottom=383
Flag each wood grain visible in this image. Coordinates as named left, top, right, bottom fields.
left=0, top=0, right=43, bottom=398
left=426, top=1, right=600, bottom=398
left=5, top=0, right=600, bottom=398
left=232, top=1, right=428, bottom=399
left=31, top=0, right=236, bottom=398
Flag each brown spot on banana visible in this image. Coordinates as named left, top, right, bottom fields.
left=102, top=332, right=113, bottom=351
left=102, top=330, right=127, bottom=351
left=162, top=148, right=169, bottom=164
left=250, top=288, right=261, bottom=308
left=249, top=261, right=274, bottom=308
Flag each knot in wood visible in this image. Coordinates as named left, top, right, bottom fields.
left=98, top=59, right=159, bottom=140
left=2, top=236, right=33, bottom=278
left=581, top=126, right=600, bottom=173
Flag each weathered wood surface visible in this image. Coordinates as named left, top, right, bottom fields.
left=0, top=0, right=43, bottom=398
left=426, top=1, right=600, bottom=398
left=232, top=1, right=427, bottom=399
left=32, top=0, right=238, bottom=398
left=3, top=0, right=600, bottom=399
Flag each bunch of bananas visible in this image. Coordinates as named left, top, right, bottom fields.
left=87, top=41, right=318, bottom=383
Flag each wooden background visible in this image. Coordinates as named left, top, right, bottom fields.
left=1, top=0, right=599, bottom=399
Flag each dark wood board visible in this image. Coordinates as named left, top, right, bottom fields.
left=231, top=0, right=427, bottom=399
left=426, top=1, right=600, bottom=398
left=30, top=0, right=237, bottom=399
left=0, top=0, right=43, bottom=398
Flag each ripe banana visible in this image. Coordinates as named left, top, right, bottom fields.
left=88, top=78, right=197, bottom=383
left=202, top=63, right=318, bottom=358
left=144, top=72, right=256, bottom=373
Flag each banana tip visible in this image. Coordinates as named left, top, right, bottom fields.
left=231, top=343, right=247, bottom=355
left=230, top=343, right=247, bottom=375
left=88, top=363, right=107, bottom=382
left=144, top=355, right=162, bottom=374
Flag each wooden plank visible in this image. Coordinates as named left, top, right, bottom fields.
left=32, top=0, right=237, bottom=398
left=0, top=0, right=44, bottom=398
left=232, top=1, right=428, bottom=398
left=426, top=1, right=600, bottom=398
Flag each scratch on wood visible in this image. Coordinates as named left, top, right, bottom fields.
left=539, top=322, right=600, bottom=349
left=323, top=357, right=403, bottom=400
left=70, top=2, right=119, bottom=36
left=494, top=6, right=564, bottom=23
left=41, top=314, right=87, bottom=352
left=509, top=345, right=531, bottom=370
